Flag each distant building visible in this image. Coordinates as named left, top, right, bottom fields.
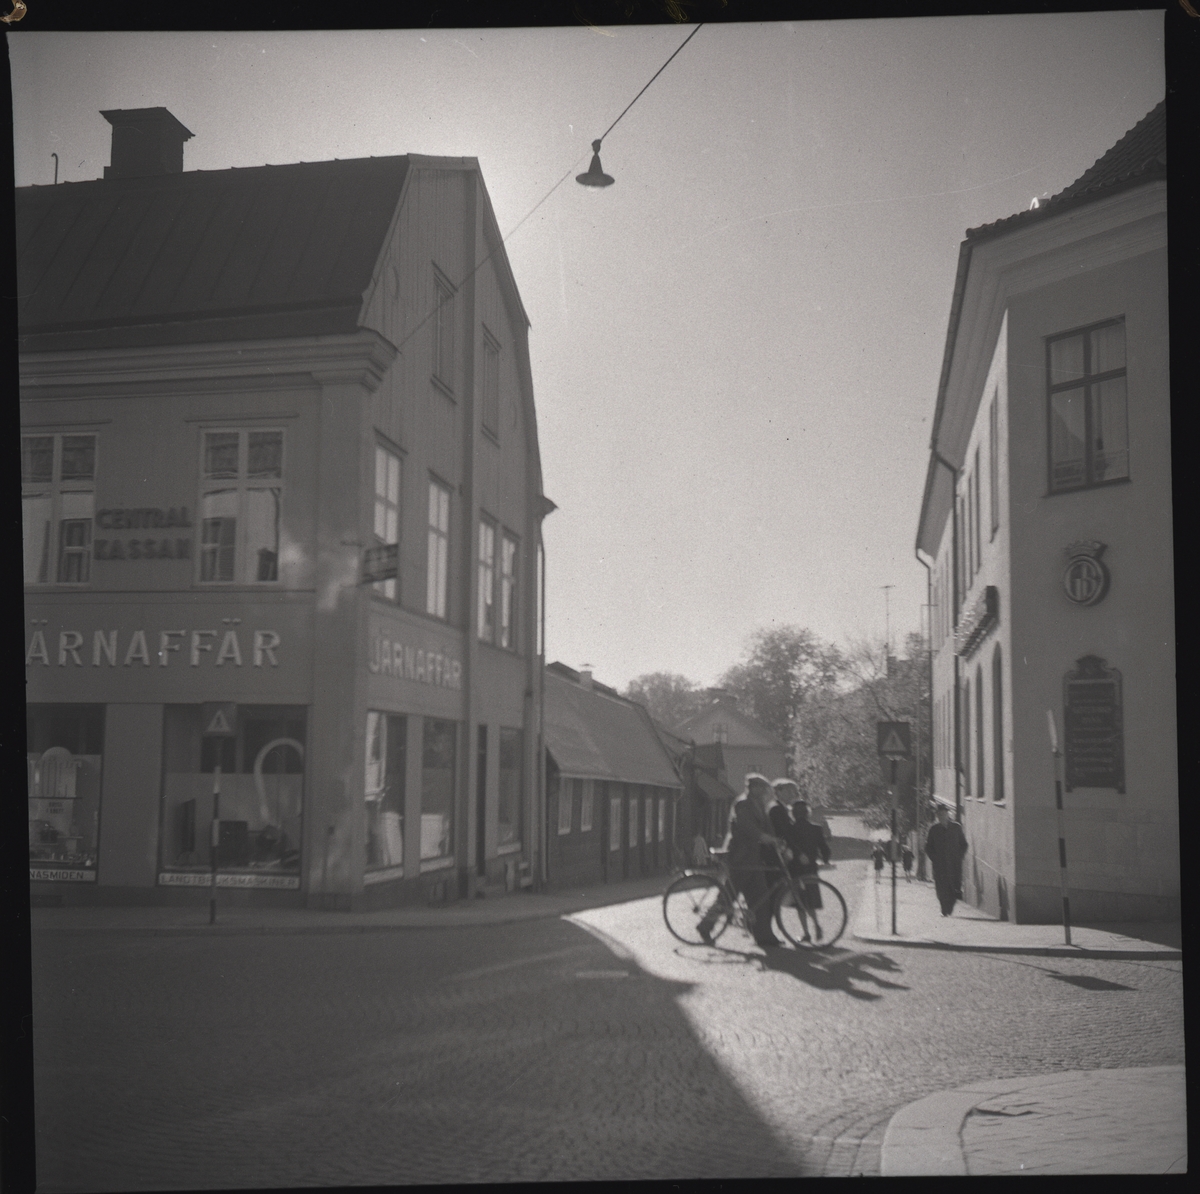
left=653, top=729, right=738, bottom=853
left=543, top=664, right=682, bottom=889
left=916, top=102, right=1175, bottom=922
left=675, top=688, right=789, bottom=796
left=21, top=108, right=552, bottom=909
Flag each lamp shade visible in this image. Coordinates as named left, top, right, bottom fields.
left=575, top=140, right=614, bottom=188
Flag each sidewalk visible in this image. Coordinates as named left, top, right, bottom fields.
left=852, top=866, right=1181, bottom=959
left=29, top=874, right=670, bottom=936
left=881, top=1065, right=1187, bottom=1175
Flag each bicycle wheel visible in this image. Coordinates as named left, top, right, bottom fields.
left=663, top=873, right=732, bottom=945
left=774, top=877, right=847, bottom=949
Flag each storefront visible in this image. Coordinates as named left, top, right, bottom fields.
left=20, top=109, right=551, bottom=909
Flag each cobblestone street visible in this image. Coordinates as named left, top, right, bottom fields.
left=31, top=859, right=1185, bottom=1187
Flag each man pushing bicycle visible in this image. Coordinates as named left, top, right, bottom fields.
left=698, top=773, right=788, bottom=949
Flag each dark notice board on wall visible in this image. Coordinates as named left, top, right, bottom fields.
left=1063, top=655, right=1125, bottom=793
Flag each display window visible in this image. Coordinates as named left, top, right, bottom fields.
left=365, top=711, right=406, bottom=871
left=420, top=718, right=456, bottom=861
left=27, top=704, right=104, bottom=881
left=497, top=726, right=523, bottom=848
left=160, top=704, right=305, bottom=889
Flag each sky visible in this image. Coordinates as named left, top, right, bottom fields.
left=7, top=14, right=1166, bottom=690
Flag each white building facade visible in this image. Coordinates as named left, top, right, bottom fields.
left=917, top=103, right=1176, bottom=923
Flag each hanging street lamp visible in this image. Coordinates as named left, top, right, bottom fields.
left=575, top=140, right=614, bottom=188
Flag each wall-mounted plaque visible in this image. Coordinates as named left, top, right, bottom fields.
left=1063, top=654, right=1124, bottom=792
left=1062, top=540, right=1110, bottom=606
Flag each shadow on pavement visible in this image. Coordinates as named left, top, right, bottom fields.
left=698, top=939, right=910, bottom=1001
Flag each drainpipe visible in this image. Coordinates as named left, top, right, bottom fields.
left=934, top=451, right=963, bottom=823
left=914, top=545, right=934, bottom=880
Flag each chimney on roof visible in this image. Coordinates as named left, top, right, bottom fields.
left=579, top=665, right=594, bottom=690
left=101, top=107, right=194, bottom=179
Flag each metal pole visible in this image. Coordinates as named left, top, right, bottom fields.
left=209, top=763, right=221, bottom=925
left=890, top=757, right=898, bottom=934
left=1047, top=710, right=1071, bottom=946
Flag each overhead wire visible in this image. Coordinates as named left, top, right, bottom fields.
left=392, top=22, right=705, bottom=354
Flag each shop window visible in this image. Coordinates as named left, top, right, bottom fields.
left=658, top=795, right=667, bottom=843
left=1047, top=319, right=1128, bottom=492
left=160, top=705, right=305, bottom=881
left=373, top=445, right=402, bottom=601
left=22, top=433, right=96, bottom=585
left=499, top=533, right=518, bottom=650
left=478, top=517, right=496, bottom=642
left=644, top=792, right=653, bottom=844
left=629, top=792, right=639, bottom=847
left=421, top=718, right=456, bottom=861
left=580, top=779, right=594, bottom=832
left=198, top=429, right=282, bottom=584
left=426, top=478, right=450, bottom=618
left=609, top=795, right=622, bottom=852
left=27, top=704, right=104, bottom=878
left=365, top=712, right=406, bottom=870
left=482, top=327, right=500, bottom=438
left=498, top=727, right=523, bottom=847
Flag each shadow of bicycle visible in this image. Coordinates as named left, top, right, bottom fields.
left=690, top=936, right=910, bottom=1001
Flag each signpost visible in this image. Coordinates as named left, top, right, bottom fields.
left=1046, top=709, right=1072, bottom=946
left=202, top=703, right=237, bottom=925
left=877, top=721, right=911, bottom=936
left=361, top=544, right=399, bottom=586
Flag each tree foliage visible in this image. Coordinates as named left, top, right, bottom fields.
left=717, top=625, right=844, bottom=747
left=623, top=671, right=706, bottom=733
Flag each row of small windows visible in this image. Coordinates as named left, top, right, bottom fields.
left=556, top=778, right=669, bottom=848
left=932, top=646, right=1005, bottom=804
left=23, top=431, right=518, bottom=650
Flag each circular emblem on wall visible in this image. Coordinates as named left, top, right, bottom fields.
left=1062, top=540, right=1110, bottom=606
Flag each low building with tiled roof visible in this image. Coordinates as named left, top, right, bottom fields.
left=915, top=102, right=1175, bottom=924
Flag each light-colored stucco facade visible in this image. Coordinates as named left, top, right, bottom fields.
left=919, top=114, right=1175, bottom=923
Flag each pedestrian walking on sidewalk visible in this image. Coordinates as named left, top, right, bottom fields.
left=901, top=844, right=913, bottom=881
left=872, top=842, right=886, bottom=882
left=924, top=805, right=968, bottom=916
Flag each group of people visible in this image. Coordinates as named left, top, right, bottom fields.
left=697, top=775, right=972, bottom=951
left=699, top=773, right=831, bottom=950
left=871, top=839, right=914, bottom=880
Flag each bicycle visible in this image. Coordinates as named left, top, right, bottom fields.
left=662, top=845, right=847, bottom=950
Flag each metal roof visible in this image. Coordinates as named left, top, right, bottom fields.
left=544, top=668, right=682, bottom=788
left=16, top=155, right=410, bottom=350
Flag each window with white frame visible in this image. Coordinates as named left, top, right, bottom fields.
left=198, top=430, right=282, bottom=584
left=478, top=518, right=496, bottom=642
left=580, top=779, right=594, bottom=831
left=433, top=271, right=456, bottom=391
left=22, top=433, right=96, bottom=584
left=482, top=327, right=500, bottom=438
left=426, top=478, right=450, bottom=618
left=373, top=444, right=401, bottom=601
left=558, top=779, right=573, bottom=835
left=1047, top=318, right=1128, bottom=492
left=500, top=532, right=518, bottom=649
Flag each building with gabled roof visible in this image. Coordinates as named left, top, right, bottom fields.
left=22, top=107, right=552, bottom=910
left=916, top=101, right=1175, bottom=923
left=543, top=663, right=682, bottom=889
left=675, top=687, right=789, bottom=797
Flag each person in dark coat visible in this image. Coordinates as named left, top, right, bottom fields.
left=699, top=774, right=786, bottom=948
left=872, top=842, right=886, bottom=882
left=925, top=804, right=969, bottom=915
left=901, top=843, right=914, bottom=881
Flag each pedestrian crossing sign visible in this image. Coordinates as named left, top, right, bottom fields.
left=201, top=702, right=237, bottom=737
left=876, top=721, right=911, bottom=760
